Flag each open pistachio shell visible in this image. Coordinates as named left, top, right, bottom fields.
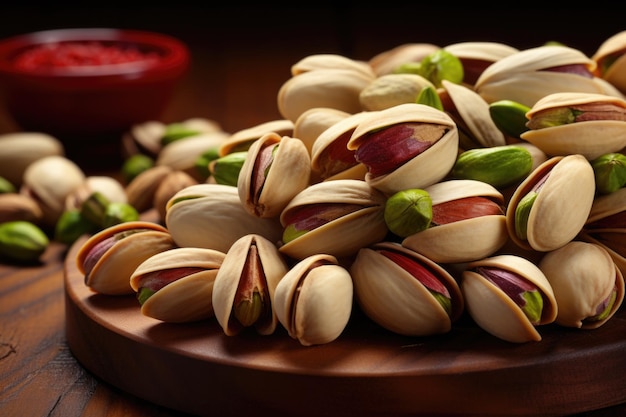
left=212, top=234, right=288, bottom=336
left=402, top=179, right=508, bottom=263
left=539, top=241, right=624, bottom=329
left=274, top=253, right=353, bottom=346
left=359, top=73, right=435, bottom=111
left=218, top=119, right=294, bottom=157
left=592, top=30, right=626, bottom=95
left=347, top=103, right=459, bottom=194
left=506, top=154, right=595, bottom=252
left=461, top=254, right=557, bottom=343
left=443, top=41, right=519, bottom=85
left=279, top=179, right=388, bottom=260
left=130, top=247, right=225, bottom=322
left=520, top=92, right=626, bottom=159
left=368, top=43, right=440, bottom=76
left=76, top=221, right=177, bottom=295
left=290, top=53, right=375, bottom=79
left=238, top=132, right=311, bottom=218
left=350, top=242, right=464, bottom=336
left=165, top=183, right=283, bottom=253
left=293, top=107, right=351, bottom=156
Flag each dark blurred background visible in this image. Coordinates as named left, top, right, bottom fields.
left=1, top=4, right=624, bottom=135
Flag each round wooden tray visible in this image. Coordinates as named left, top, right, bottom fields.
left=64, top=235, right=626, bottom=417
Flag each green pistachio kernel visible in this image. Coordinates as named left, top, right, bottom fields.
left=194, top=147, right=221, bottom=180
left=591, top=153, right=626, bottom=195
left=0, top=176, right=16, bottom=194
left=0, top=220, right=49, bottom=263
left=137, top=287, right=156, bottom=305
left=103, top=202, right=140, bottom=228
left=234, top=291, right=264, bottom=327
left=489, top=100, right=532, bottom=138
left=121, top=154, right=154, bottom=184
left=161, top=123, right=202, bottom=146
left=55, top=209, right=97, bottom=245
left=514, top=191, right=538, bottom=241
left=412, top=50, right=465, bottom=88
left=416, top=85, right=444, bottom=111
left=80, top=191, right=111, bottom=228
left=384, top=189, right=433, bottom=238
left=526, top=107, right=582, bottom=129
left=210, top=151, right=248, bottom=186
left=451, top=145, right=533, bottom=189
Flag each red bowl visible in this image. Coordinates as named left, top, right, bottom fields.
left=0, top=28, right=190, bottom=139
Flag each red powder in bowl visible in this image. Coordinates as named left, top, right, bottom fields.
left=13, top=41, right=161, bottom=70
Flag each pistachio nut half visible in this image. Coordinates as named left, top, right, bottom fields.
left=274, top=253, right=353, bottom=346
left=592, top=30, right=626, bottom=95
left=350, top=242, right=464, bottom=336
left=347, top=103, right=459, bottom=194
left=76, top=221, right=177, bottom=295
left=279, top=179, right=388, bottom=260
left=520, top=92, right=626, bottom=159
left=212, top=234, right=289, bottom=336
left=238, top=132, right=311, bottom=218
left=461, top=254, right=557, bottom=343
left=539, top=241, right=624, bottom=329
left=402, top=179, right=508, bottom=263
left=130, top=247, right=225, bottom=323
left=506, top=154, right=595, bottom=252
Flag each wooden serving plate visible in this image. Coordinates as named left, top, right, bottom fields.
left=64, top=235, right=626, bottom=417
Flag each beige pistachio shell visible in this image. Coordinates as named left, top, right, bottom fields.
left=21, top=155, right=85, bottom=226
left=293, top=107, right=351, bottom=156
left=0, top=193, right=43, bottom=224
left=165, top=183, right=283, bottom=253
left=359, top=73, right=435, bottom=111
left=66, top=175, right=127, bottom=211
left=274, top=253, right=353, bottom=346
left=441, top=79, right=506, bottom=148
left=402, top=179, right=508, bottom=263
left=539, top=241, right=624, bottom=329
left=350, top=242, right=463, bottom=336
left=279, top=179, right=388, bottom=260
left=277, top=68, right=374, bottom=123
left=347, top=103, right=459, bottom=194
left=290, top=53, right=375, bottom=78
left=520, top=92, right=626, bottom=159
left=76, top=221, right=177, bottom=295
left=212, top=234, right=288, bottom=336
left=592, top=30, right=626, bottom=94
left=126, top=165, right=174, bottom=213
left=129, top=247, right=225, bottom=323
left=444, top=41, right=519, bottom=68
left=153, top=170, right=199, bottom=221
left=238, top=132, right=311, bottom=218
left=461, top=254, right=557, bottom=343
left=156, top=132, right=230, bottom=180
left=310, top=111, right=372, bottom=181
left=121, top=120, right=166, bottom=158
left=368, top=43, right=440, bottom=76
left=218, top=119, right=294, bottom=157
left=506, top=154, right=595, bottom=252
left=0, top=132, right=64, bottom=186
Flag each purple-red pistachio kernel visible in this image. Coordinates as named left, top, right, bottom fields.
left=584, top=284, right=619, bottom=324
left=136, top=267, right=205, bottom=305
left=282, top=203, right=363, bottom=244
left=474, top=266, right=543, bottom=324
left=431, top=196, right=504, bottom=226
left=251, top=142, right=278, bottom=199
left=316, top=130, right=359, bottom=179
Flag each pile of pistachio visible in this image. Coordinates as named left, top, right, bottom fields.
left=5, top=31, right=626, bottom=346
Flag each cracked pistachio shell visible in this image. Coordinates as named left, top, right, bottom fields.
left=359, top=73, right=435, bottom=111
left=347, top=103, right=459, bottom=194
left=506, top=155, right=595, bottom=252
left=368, top=43, right=440, bottom=77
left=293, top=107, right=351, bottom=156
left=440, top=79, right=506, bottom=148
left=277, top=68, right=375, bottom=123
left=520, top=92, right=626, bottom=160
left=126, top=165, right=174, bottom=213
left=461, top=254, right=557, bottom=343
left=579, top=187, right=626, bottom=276
left=475, top=45, right=606, bottom=107
left=592, top=30, right=626, bottom=94
left=443, top=41, right=519, bottom=85
left=212, top=234, right=288, bottom=336
left=279, top=179, right=388, bottom=260
left=165, top=184, right=283, bottom=253
left=350, top=242, right=463, bottom=336
left=539, top=241, right=624, bottom=329
left=130, top=247, right=225, bottom=323
left=21, top=155, right=85, bottom=226
left=218, top=119, right=294, bottom=157
left=238, top=132, right=311, bottom=218
left=76, top=221, right=177, bottom=295
left=310, top=111, right=371, bottom=181
left=402, top=179, right=508, bottom=263
left=274, top=253, right=353, bottom=346
left=0, top=132, right=64, bottom=186
left=290, top=53, right=375, bottom=78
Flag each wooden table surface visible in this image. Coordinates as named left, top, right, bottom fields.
left=1, top=5, right=626, bottom=416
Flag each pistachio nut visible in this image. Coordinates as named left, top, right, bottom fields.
left=0, top=220, right=49, bottom=263
left=347, top=103, right=459, bottom=194
left=461, top=254, right=557, bottom=343
left=218, top=119, right=294, bottom=157
left=368, top=43, right=440, bottom=76
left=102, top=202, right=140, bottom=228
left=0, top=193, right=43, bottom=224
left=293, top=107, right=351, bottom=156
left=121, top=120, right=167, bottom=158
left=54, top=209, right=96, bottom=245
left=238, top=132, right=311, bottom=218
left=350, top=242, right=464, bottom=336
left=416, top=85, right=443, bottom=110
left=212, top=234, right=289, bottom=336
left=488, top=99, right=532, bottom=139
left=591, top=152, right=626, bottom=194
left=506, top=154, right=595, bottom=252
left=0, top=176, right=16, bottom=194
left=153, top=170, right=198, bottom=221
left=384, top=188, right=432, bottom=238
left=160, top=117, right=222, bottom=146
left=121, top=154, right=155, bottom=185
left=274, top=253, right=353, bottom=346
left=125, top=165, right=174, bottom=213
left=130, top=247, right=226, bottom=323
left=591, top=30, right=626, bottom=95
left=290, top=53, right=375, bottom=78
left=210, top=151, right=248, bottom=186
left=395, top=49, right=464, bottom=88
left=539, top=241, right=624, bottom=329
left=443, top=41, right=519, bottom=85
left=359, top=73, right=434, bottom=111
left=0, top=132, right=64, bottom=187
left=65, top=176, right=128, bottom=212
